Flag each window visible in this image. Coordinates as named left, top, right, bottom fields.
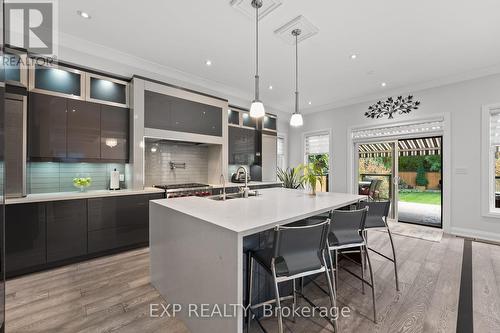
left=481, top=104, right=500, bottom=218
left=277, top=136, right=285, bottom=170
left=304, top=132, right=330, bottom=192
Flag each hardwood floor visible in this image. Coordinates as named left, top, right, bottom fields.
left=5, top=248, right=188, bottom=333
left=4, top=230, right=499, bottom=332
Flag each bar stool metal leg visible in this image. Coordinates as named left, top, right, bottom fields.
left=322, top=251, right=338, bottom=333
left=271, top=264, right=284, bottom=333
left=327, top=248, right=337, bottom=299
left=360, top=245, right=366, bottom=294
left=386, top=227, right=400, bottom=291
left=364, top=245, right=377, bottom=323
left=292, top=279, right=297, bottom=323
left=334, top=249, right=339, bottom=293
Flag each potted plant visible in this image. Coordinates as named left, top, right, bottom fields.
left=277, top=166, right=304, bottom=189
left=415, top=164, right=428, bottom=191
left=303, top=161, right=324, bottom=196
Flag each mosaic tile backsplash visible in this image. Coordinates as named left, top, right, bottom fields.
left=145, top=141, right=209, bottom=186
left=28, top=162, right=127, bottom=194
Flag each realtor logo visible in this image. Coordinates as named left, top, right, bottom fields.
left=5, top=0, right=58, bottom=56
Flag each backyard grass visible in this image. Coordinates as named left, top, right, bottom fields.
left=398, top=191, right=441, bottom=205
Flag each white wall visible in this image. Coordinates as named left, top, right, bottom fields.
left=289, top=73, right=500, bottom=242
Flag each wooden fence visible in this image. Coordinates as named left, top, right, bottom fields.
left=399, top=171, right=441, bottom=189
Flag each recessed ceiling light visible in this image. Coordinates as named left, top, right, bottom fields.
left=205, top=60, right=212, bottom=66
left=77, top=10, right=91, bottom=19
left=268, top=85, right=273, bottom=90
left=381, top=82, right=387, bottom=87
left=308, top=101, right=312, bottom=105
left=350, top=54, right=357, bottom=60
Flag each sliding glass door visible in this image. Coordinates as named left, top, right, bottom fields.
left=357, top=141, right=398, bottom=219
left=356, top=136, right=443, bottom=227
left=397, top=137, right=442, bottom=227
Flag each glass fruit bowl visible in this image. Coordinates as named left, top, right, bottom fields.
left=73, top=177, right=92, bottom=192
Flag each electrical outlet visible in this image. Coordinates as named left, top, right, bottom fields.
left=119, top=174, right=125, bottom=181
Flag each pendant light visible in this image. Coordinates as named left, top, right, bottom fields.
left=290, top=28, right=304, bottom=127
left=249, top=0, right=265, bottom=118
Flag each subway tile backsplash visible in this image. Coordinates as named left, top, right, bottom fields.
left=145, top=141, right=208, bottom=186
left=28, top=162, right=127, bottom=194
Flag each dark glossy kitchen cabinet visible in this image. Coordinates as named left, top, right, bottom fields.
left=29, top=93, right=67, bottom=159
left=228, top=126, right=256, bottom=165
left=46, top=200, right=87, bottom=262
left=87, top=193, right=163, bottom=253
left=29, top=92, right=129, bottom=162
left=100, top=105, right=129, bottom=160
left=5, top=203, right=46, bottom=274
left=67, top=99, right=101, bottom=159
left=144, top=90, right=222, bottom=137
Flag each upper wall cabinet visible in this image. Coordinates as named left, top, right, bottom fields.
left=100, top=105, right=129, bottom=160
left=86, top=74, right=129, bottom=107
left=28, top=62, right=130, bottom=107
left=29, top=64, right=85, bottom=99
left=2, top=50, right=28, bottom=86
left=29, top=92, right=129, bottom=162
left=144, top=90, right=222, bottom=137
left=29, top=93, right=68, bottom=159
left=228, top=106, right=277, bottom=132
left=263, top=114, right=277, bottom=132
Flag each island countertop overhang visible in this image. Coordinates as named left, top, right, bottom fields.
left=150, top=188, right=367, bottom=236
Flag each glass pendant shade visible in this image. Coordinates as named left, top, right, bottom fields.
left=290, top=113, right=303, bottom=127
left=250, top=100, right=265, bottom=118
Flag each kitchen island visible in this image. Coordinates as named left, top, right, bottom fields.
left=150, top=188, right=365, bottom=333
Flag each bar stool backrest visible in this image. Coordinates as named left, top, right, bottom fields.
left=357, top=201, right=390, bottom=220
left=272, top=219, right=331, bottom=270
left=331, top=207, right=368, bottom=234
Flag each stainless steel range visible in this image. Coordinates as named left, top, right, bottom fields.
left=154, top=183, right=213, bottom=198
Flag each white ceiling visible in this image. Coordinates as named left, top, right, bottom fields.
left=59, top=0, right=500, bottom=113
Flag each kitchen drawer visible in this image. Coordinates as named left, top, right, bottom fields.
left=88, top=225, right=148, bottom=253
left=88, top=193, right=163, bottom=231
left=46, top=199, right=88, bottom=262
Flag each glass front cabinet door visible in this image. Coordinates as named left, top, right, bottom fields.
left=86, top=74, right=129, bottom=107
left=29, top=63, right=85, bottom=99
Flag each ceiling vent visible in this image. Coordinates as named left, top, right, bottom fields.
left=230, top=0, right=283, bottom=20
left=274, top=15, right=319, bottom=44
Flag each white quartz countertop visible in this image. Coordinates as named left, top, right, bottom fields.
left=151, top=188, right=366, bottom=235
left=208, top=181, right=283, bottom=189
left=6, top=187, right=165, bottom=204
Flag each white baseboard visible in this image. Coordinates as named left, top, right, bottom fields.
left=449, top=227, right=500, bottom=243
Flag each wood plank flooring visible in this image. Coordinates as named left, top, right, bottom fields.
left=4, top=230, right=500, bottom=332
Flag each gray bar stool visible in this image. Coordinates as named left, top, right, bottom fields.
left=247, top=219, right=337, bottom=333
left=357, top=200, right=399, bottom=291
left=327, top=207, right=377, bottom=323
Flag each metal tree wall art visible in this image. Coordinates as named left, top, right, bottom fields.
left=365, top=95, right=420, bottom=119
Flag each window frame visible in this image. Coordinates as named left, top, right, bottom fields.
left=302, top=129, right=333, bottom=191
left=481, top=103, right=500, bottom=218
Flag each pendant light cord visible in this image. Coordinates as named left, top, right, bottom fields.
left=254, top=3, right=260, bottom=101
left=295, top=32, right=299, bottom=114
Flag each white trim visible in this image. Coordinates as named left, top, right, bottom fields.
left=277, top=131, right=288, bottom=169
left=347, top=113, right=451, bottom=233
left=450, top=227, right=500, bottom=243
left=302, top=128, right=333, bottom=191
left=480, top=103, right=500, bottom=218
